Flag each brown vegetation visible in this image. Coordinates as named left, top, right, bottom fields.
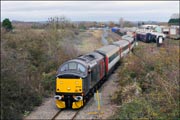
left=1, top=17, right=79, bottom=119
left=111, top=41, right=179, bottom=119
left=75, top=30, right=103, bottom=54
left=107, top=31, right=122, bottom=43
left=1, top=16, right=105, bottom=119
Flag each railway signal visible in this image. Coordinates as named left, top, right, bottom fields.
left=88, top=90, right=104, bottom=116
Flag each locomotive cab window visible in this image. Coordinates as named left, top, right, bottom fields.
left=77, top=64, right=85, bottom=72
left=60, top=64, right=68, bottom=72
left=69, top=62, right=77, bottom=70
left=60, top=62, right=86, bottom=73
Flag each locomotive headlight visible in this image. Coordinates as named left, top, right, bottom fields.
left=73, top=96, right=83, bottom=101
left=54, top=95, right=63, bottom=100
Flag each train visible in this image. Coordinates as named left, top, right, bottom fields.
left=136, top=30, right=166, bottom=43
left=111, top=27, right=126, bottom=36
left=111, top=27, right=166, bottom=43
left=54, top=35, right=136, bottom=109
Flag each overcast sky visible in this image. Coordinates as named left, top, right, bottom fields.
left=1, top=1, right=179, bottom=22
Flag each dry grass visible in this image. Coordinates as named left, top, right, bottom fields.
left=1, top=26, right=79, bottom=119
left=110, top=39, right=179, bottom=119
left=1, top=23, right=107, bottom=119
left=75, top=30, right=103, bottom=54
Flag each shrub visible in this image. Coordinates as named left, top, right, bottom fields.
left=1, top=18, right=79, bottom=119
left=111, top=41, right=179, bottom=119
left=2, top=18, right=13, bottom=31
left=1, top=68, right=42, bottom=119
left=41, top=71, right=57, bottom=97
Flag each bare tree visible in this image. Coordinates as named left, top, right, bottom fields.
left=119, top=17, right=124, bottom=28
left=109, top=21, right=115, bottom=28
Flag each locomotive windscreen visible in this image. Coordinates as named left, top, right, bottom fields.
left=57, top=62, right=87, bottom=78
left=59, top=62, right=86, bottom=73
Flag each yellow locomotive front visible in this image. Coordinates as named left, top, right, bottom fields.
left=55, top=60, right=88, bottom=109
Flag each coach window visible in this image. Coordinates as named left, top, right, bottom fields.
left=123, top=45, right=128, bottom=51
left=109, top=52, right=118, bottom=63
left=69, top=62, right=77, bottom=70
left=78, top=64, right=86, bottom=73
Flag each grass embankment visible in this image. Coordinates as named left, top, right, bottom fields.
left=110, top=40, right=179, bottom=119
left=1, top=28, right=77, bottom=119
left=75, top=30, right=103, bottom=54
left=1, top=26, right=104, bottom=119
left=107, top=31, right=122, bottom=43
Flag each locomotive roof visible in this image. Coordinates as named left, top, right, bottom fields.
left=69, top=59, right=88, bottom=67
left=58, top=52, right=104, bottom=76
left=95, top=45, right=119, bottom=57
left=58, top=52, right=104, bottom=74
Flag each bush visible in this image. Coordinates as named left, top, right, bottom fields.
left=1, top=17, right=79, bottom=119
left=1, top=69, right=42, bottom=119
left=110, top=42, right=179, bottom=119
left=2, top=18, right=13, bottom=31
left=41, top=71, right=56, bottom=97
left=112, top=98, right=153, bottom=119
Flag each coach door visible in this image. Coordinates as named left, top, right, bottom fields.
left=99, top=60, right=105, bottom=79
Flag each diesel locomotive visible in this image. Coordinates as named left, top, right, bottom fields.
left=54, top=35, right=135, bottom=109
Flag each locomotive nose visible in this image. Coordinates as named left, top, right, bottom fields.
left=67, top=87, right=71, bottom=91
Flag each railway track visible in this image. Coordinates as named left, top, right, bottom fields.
left=51, top=109, right=80, bottom=120
left=71, top=110, right=80, bottom=120
left=52, top=110, right=62, bottom=120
